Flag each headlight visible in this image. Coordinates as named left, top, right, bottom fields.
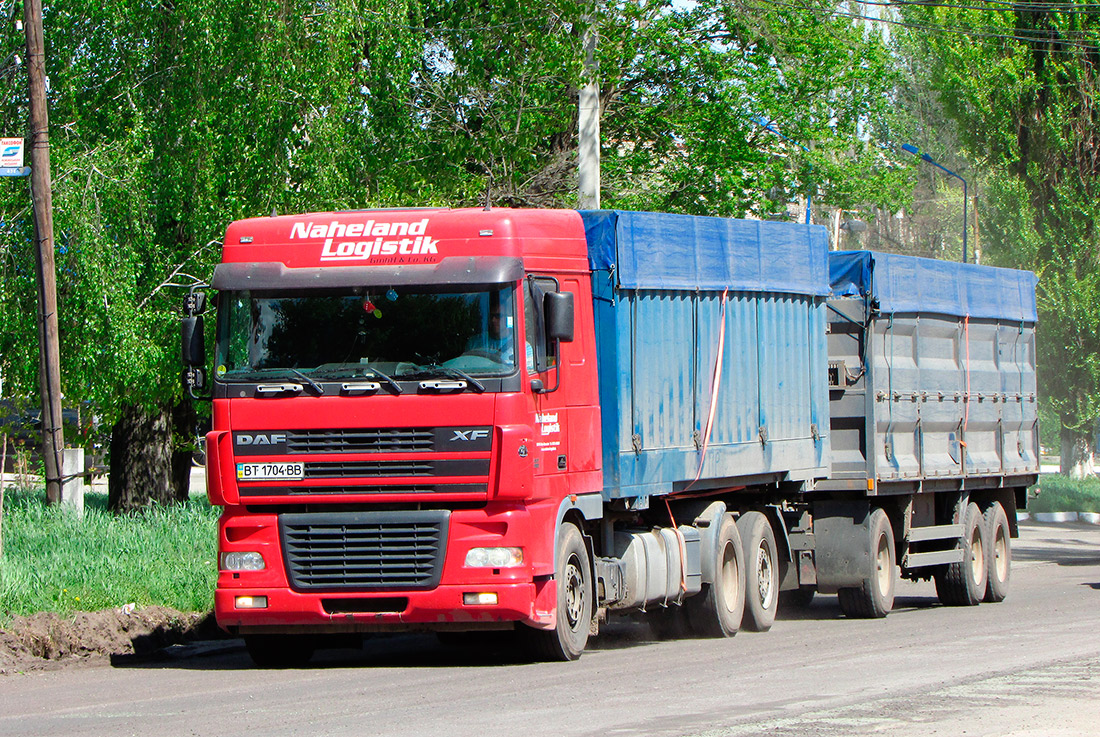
left=220, top=551, right=265, bottom=571
left=464, top=547, right=523, bottom=568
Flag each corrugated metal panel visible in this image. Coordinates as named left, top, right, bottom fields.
left=828, top=300, right=1038, bottom=484
left=595, top=286, right=829, bottom=500
left=630, top=290, right=697, bottom=452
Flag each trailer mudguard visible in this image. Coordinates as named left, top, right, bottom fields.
left=812, top=499, right=874, bottom=593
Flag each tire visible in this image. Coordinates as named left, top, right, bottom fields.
left=522, top=523, right=592, bottom=661
left=736, top=511, right=779, bottom=632
left=244, top=634, right=315, bottom=668
left=837, top=507, right=896, bottom=619
left=935, top=502, right=988, bottom=606
left=685, top=513, right=745, bottom=637
left=983, top=502, right=1011, bottom=603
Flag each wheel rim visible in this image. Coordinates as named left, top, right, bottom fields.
left=563, top=554, right=585, bottom=629
left=755, top=543, right=775, bottom=610
left=993, top=523, right=1008, bottom=582
left=969, top=525, right=985, bottom=582
left=875, top=532, right=892, bottom=593
left=718, top=540, right=740, bottom=613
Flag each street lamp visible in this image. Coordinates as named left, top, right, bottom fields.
left=752, top=117, right=813, bottom=225
left=901, top=143, right=968, bottom=263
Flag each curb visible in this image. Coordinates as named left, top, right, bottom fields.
left=1022, top=511, right=1100, bottom=525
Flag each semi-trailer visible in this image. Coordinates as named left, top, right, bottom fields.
left=181, top=208, right=1038, bottom=665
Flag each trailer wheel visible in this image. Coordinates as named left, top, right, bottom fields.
left=837, top=507, right=895, bottom=619
left=935, top=502, right=987, bottom=606
left=685, top=513, right=745, bottom=637
left=982, top=502, right=1011, bottom=603
left=523, top=523, right=592, bottom=661
left=736, top=511, right=779, bottom=632
left=244, top=634, right=315, bottom=668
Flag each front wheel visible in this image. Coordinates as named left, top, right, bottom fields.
left=935, top=502, right=988, bottom=606
left=522, top=523, right=592, bottom=661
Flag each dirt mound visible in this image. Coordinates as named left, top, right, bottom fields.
left=0, top=606, right=220, bottom=674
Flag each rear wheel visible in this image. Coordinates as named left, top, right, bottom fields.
left=244, top=634, right=315, bottom=668
left=522, top=523, right=592, bottom=661
left=837, top=507, right=896, bottom=619
left=685, top=513, right=745, bottom=637
left=982, top=502, right=1011, bottom=603
left=935, top=502, right=987, bottom=606
left=736, top=511, right=779, bottom=632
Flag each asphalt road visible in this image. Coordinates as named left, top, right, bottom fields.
left=2, top=521, right=1098, bottom=737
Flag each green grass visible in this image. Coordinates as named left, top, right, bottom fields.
left=0, top=484, right=219, bottom=624
left=1028, top=475, right=1100, bottom=514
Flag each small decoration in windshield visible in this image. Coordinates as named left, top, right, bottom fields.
left=386, top=288, right=398, bottom=302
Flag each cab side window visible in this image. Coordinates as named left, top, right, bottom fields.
left=524, top=277, right=559, bottom=374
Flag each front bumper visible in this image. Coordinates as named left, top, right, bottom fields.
left=213, top=502, right=558, bottom=633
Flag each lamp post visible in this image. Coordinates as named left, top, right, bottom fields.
left=752, top=117, right=812, bottom=225
left=901, top=143, right=968, bottom=263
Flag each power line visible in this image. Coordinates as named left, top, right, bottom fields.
left=750, top=0, right=1100, bottom=51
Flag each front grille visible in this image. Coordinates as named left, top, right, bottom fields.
left=287, top=428, right=435, bottom=454
left=280, top=511, right=449, bottom=591
left=304, top=459, right=490, bottom=479
left=281, top=427, right=493, bottom=454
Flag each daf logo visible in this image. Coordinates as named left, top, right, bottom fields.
left=451, top=429, right=490, bottom=442
left=236, top=433, right=287, bottom=446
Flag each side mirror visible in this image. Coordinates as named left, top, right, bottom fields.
left=544, top=291, right=574, bottom=343
left=182, top=315, right=206, bottom=367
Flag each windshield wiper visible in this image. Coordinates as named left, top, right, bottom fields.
left=287, top=368, right=324, bottom=396
left=419, top=365, right=485, bottom=393
left=363, top=367, right=404, bottom=395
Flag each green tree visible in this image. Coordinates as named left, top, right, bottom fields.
left=0, top=0, right=424, bottom=510
left=0, top=0, right=912, bottom=511
left=897, top=2, right=1100, bottom=476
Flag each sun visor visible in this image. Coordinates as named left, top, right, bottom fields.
left=212, top=256, right=524, bottom=291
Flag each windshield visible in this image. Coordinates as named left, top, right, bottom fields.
left=214, top=285, right=519, bottom=382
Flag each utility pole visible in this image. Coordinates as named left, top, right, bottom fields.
left=24, top=0, right=65, bottom=504
left=577, top=6, right=600, bottom=210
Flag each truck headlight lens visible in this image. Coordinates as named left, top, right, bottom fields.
left=220, top=551, right=266, bottom=571
left=464, top=547, right=523, bottom=568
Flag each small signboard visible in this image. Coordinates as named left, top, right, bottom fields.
left=1, top=137, right=25, bottom=168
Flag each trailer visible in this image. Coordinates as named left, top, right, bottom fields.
left=181, top=208, right=1038, bottom=665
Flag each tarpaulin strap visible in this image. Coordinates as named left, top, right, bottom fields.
left=664, top=498, right=689, bottom=596
left=687, top=288, right=729, bottom=490
left=964, top=314, right=971, bottom=435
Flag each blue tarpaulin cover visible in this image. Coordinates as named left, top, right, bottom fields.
left=830, top=251, right=1038, bottom=322
left=580, top=210, right=830, bottom=296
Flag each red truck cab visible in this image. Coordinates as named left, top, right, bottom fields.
left=197, top=208, right=602, bottom=662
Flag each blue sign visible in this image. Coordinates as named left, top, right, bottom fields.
left=0, top=167, right=31, bottom=177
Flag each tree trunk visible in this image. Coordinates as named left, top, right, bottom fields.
left=108, top=401, right=198, bottom=513
left=171, top=401, right=197, bottom=502
left=1059, top=426, right=1096, bottom=480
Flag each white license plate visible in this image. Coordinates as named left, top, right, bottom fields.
left=236, top=462, right=304, bottom=481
